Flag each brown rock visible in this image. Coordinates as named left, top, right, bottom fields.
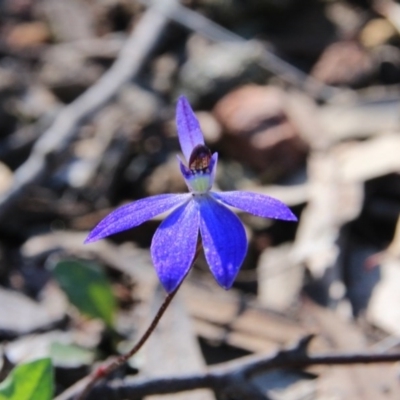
left=213, top=85, right=308, bottom=180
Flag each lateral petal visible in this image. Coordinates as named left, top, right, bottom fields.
left=151, top=199, right=200, bottom=292
left=209, top=152, right=218, bottom=185
left=198, top=196, right=247, bottom=289
left=176, top=96, right=205, bottom=162
left=212, top=191, right=297, bottom=221
left=85, top=194, right=191, bottom=243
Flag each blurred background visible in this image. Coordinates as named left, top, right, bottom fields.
left=0, top=0, right=400, bottom=398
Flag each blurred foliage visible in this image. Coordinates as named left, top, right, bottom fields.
left=52, top=260, right=117, bottom=328
left=50, top=342, right=95, bottom=368
left=0, top=358, right=53, bottom=400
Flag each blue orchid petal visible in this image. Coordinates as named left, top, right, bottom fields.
left=198, top=195, right=247, bottom=289
left=209, top=152, right=218, bottom=184
left=212, top=191, right=297, bottom=221
left=85, top=194, right=191, bottom=243
left=177, top=155, right=191, bottom=180
left=176, top=96, right=205, bottom=162
left=151, top=199, right=200, bottom=292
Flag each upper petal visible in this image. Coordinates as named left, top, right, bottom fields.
left=151, top=199, right=200, bottom=292
left=176, top=96, right=205, bottom=162
left=211, top=191, right=297, bottom=221
left=198, top=195, right=247, bottom=289
left=85, top=194, right=191, bottom=243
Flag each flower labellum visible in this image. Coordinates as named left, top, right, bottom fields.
left=85, top=96, right=297, bottom=292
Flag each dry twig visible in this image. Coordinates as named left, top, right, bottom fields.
left=0, top=0, right=176, bottom=222
left=61, top=335, right=400, bottom=400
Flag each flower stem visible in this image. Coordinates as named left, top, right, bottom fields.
left=75, top=245, right=202, bottom=400
left=75, top=287, right=178, bottom=400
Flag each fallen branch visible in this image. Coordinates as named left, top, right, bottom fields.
left=138, top=0, right=340, bottom=101
left=0, top=0, right=176, bottom=222
left=61, top=334, right=400, bottom=400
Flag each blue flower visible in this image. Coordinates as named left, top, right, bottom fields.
left=85, top=96, right=297, bottom=292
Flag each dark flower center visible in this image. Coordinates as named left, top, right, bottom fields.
left=189, top=144, right=212, bottom=173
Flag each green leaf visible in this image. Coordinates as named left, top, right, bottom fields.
left=0, top=358, right=53, bottom=400
left=52, top=260, right=116, bottom=327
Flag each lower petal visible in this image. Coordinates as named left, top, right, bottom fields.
left=212, top=191, right=297, bottom=221
left=151, top=200, right=200, bottom=292
left=198, top=196, right=247, bottom=289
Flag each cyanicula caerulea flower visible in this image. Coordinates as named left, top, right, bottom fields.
left=85, top=96, right=297, bottom=292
